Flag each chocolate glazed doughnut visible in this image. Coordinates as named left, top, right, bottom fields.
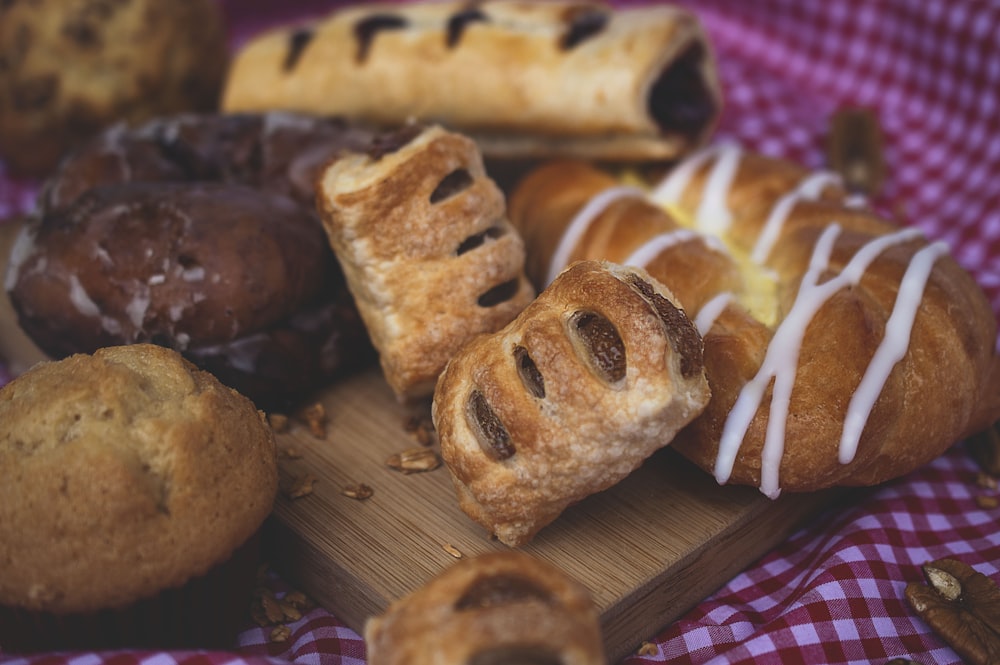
left=6, top=112, right=377, bottom=409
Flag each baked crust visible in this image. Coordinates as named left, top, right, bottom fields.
left=433, top=260, right=710, bottom=545
left=0, top=344, right=277, bottom=613
left=364, top=551, right=606, bottom=665
left=222, top=0, right=721, bottom=162
left=317, top=124, right=535, bottom=401
left=507, top=146, right=1000, bottom=496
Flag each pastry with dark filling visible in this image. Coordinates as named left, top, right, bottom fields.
left=222, top=1, right=721, bottom=162
left=365, top=551, right=606, bottom=665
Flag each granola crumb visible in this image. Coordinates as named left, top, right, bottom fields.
left=270, top=625, right=292, bottom=643
left=285, top=474, right=317, bottom=499
left=976, top=472, right=997, bottom=490
left=268, top=413, right=290, bottom=433
left=637, top=642, right=658, bottom=657
left=385, top=447, right=441, bottom=474
left=342, top=483, right=374, bottom=500
left=976, top=495, right=998, bottom=509
left=301, top=403, right=328, bottom=438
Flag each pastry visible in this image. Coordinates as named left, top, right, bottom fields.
left=433, top=260, right=710, bottom=546
left=507, top=144, right=1000, bottom=496
left=0, top=0, right=227, bottom=177
left=5, top=112, right=376, bottom=409
left=222, top=0, right=721, bottom=162
left=0, top=344, right=277, bottom=651
left=365, top=551, right=606, bottom=665
left=317, top=123, right=535, bottom=402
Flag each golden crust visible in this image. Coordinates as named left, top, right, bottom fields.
left=507, top=147, right=1000, bottom=495
left=0, top=344, right=277, bottom=613
left=222, top=0, right=721, bottom=162
left=317, top=124, right=535, bottom=401
left=364, top=551, right=606, bottom=665
left=433, top=261, right=710, bottom=545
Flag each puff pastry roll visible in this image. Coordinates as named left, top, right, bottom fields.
left=222, top=0, right=721, bottom=162
left=365, top=551, right=606, bottom=665
left=317, top=124, right=534, bottom=401
left=433, top=260, right=710, bottom=546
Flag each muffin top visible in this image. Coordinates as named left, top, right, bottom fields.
left=0, top=344, right=277, bottom=613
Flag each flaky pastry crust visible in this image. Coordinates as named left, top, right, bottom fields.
left=508, top=145, right=1000, bottom=497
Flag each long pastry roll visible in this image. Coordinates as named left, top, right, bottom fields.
left=316, top=124, right=535, bottom=401
left=508, top=145, right=1000, bottom=497
left=222, top=0, right=721, bottom=162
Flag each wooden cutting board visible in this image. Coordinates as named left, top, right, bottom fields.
left=264, top=366, right=847, bottom=663
left=0, top=218, right=846, bottom=661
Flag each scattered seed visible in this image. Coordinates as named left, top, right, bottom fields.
left=280, top=446, right=303, bottom=459
left=386, top=447, right=441, bottom=474
left=442, top=543, right=463, bottom=559
left=342, top=483, right=374, bottom=500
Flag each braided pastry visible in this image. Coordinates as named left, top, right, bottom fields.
left=316, top=124, right=535, bottom=402
left=507, top=144, right=1000, bottom=497
left=433, top=260, right=709, bottom=545
left=222, top=0, right=720, bottom=162
left=364, top=551, right=606, bottom=665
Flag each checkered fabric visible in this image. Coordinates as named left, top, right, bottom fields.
left=2, top=1, right=999, bottom=664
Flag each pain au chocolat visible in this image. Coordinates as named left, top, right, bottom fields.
left=316, top=124, right=534, bottom=402
left=507, top=144, right=1000, bottom=498
left=222, top=0, right=721, bottom=162
left=433, top=261, right=710, bottom=546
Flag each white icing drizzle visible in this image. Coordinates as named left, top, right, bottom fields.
left=651, top=142, right=727, bottom=205
left=545, top=185, right=645, bottom=286
left=694, top=144, right=743, bottom=235
left=838, top=240, right=950, bottom=464
left=750, top=171, right=843, bottom=265
left=714, top=225, right=926, bottom=498
left=694, top=292, right=733, bottom=337
left=622, top=229, right=700, bottom=268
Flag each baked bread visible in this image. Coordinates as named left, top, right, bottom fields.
left=365, top=551, right=606, bottom=665
left=0, top=0, right=227, bottom=177
left=317, top=124, right=535, bottom=402
left=5, top=112, right=376, bottom=409
left=433, top=260, right=710, bottom=546
left=0, top=344, right=277, bottom=651
left=222, top=0, right=721, bottom=162
left=507, top=145, right=1000, bottom=497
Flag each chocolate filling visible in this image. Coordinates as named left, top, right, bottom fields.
left=559, top=6, right=609, bottom=50
left=477, top=279, right=520, bottom=308
left=572, top=311, right=626, bottom=384
left=515, top=345, right=545, bottom=398
left=353, top=14, right=408, bottom=63
left=431, top=168, right=474, bottom=203
left=456, top=226, right=504, bottom=255
left=446, top=7, right=489, bottom=47
left=647, top=42, right=716, bottom=139
left=283, top=27, right=314, bottom=71
left=365, top=124, right=424, bottom=160
left=627, top=275, right=703, bottom=378
left=468, top=390, right=514, bottom=460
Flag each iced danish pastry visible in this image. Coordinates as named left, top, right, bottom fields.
left=317, top=124, right=535, bottom=401
left=508, top=144, right=1000, bottom=497
left=432, top=260, right=710, bottom=546
left=222, top=0, right=721, bottom=162
left=365, top=551, right=606, bottom=665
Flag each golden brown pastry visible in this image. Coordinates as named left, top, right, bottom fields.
left=0, top=0, right=227, bottom=177
left=0, top=344, right=277, bottom=651
left=433, top=260, right=710, bottom=546
left=365, top=551, right=606, bottom=665
left=507, top=144, right=1000, bottom=497
left=317, top=124, right=535, bottom=402
left=222, top=0, right=721, bottom=162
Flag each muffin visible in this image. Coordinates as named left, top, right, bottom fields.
left=0, top=0, right=228, bottom=177
left=0, top=344, right=278, bottom=652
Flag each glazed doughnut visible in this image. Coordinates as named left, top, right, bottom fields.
left=507, top=143, right=1000, bottom=497
left=5, top=112, right=377, bottom=409
left=317, top=124, right=535, bottom=402
left=222, top=0, right=720, bottom=162
left=364, top=551, right=606, bottom=665
left=433, top=260, right=710, bottom=546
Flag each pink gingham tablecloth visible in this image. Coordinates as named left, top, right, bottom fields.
left=2, top=1, right=1000, bottom=663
